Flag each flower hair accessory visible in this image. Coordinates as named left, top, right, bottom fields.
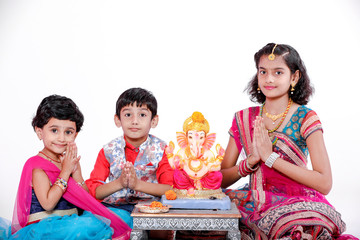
left=183, top=111, right=210, bottom=134
left=268, top=44, right=278, bottom=60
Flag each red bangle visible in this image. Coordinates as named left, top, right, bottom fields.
left=237, top=156, right=259, bottom=178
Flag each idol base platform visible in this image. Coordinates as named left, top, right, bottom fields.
left=161, top=195, right=231, bottom=210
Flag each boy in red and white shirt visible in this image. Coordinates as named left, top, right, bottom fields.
left=86, top=88, right=173, bottom=229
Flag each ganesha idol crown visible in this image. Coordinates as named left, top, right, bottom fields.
left=165, top=111, right=226, bottom=199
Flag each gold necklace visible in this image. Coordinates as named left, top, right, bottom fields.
left=188, top=159, right=203, bottom=172
left=185, top=146, right=204, bottom=172
left=263, top=99, right=291, bottom=124
left=261, top=99, right=293, bottom=133
left=263, top=108, right=284, bottom=124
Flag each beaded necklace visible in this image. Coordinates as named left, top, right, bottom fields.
left=260, top=98, right=292, bottom=133
left=39, top=151, right=61, bottom=163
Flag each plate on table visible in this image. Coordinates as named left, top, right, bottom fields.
left=135, top=203, right=171, bottom=213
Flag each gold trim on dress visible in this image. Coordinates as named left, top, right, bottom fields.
left=28, top=208, right=78, bottom=224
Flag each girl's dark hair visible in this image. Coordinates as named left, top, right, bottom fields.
left=32, top=95, right=84, bottom=132
left=115, top=88, right=157, bottom=119
left=246, top=43, right=314, bottom=105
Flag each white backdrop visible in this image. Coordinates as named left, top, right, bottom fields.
left=0, top=0, right=359, bottom=236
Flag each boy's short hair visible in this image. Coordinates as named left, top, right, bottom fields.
left=32, top=94, right=84, bottom=132
left=115, top=88, right=157, bottom=119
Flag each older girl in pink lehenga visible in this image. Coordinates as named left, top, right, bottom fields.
left=221, top=43, right=358, bottom=240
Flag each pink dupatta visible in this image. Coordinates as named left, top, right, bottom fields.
left=12, top=156, right=131, bottom=239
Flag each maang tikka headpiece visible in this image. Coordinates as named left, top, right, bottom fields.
left=268, top=44, right=277, bottom=60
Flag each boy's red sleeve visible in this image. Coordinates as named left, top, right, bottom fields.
left=85, top=149, right=110, bottom=200
left=156, top=149, right=174, bottom=185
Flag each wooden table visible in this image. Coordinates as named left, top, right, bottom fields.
left=130, top=202, right=241, bottom=240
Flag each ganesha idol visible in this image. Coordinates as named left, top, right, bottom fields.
left=165, top=111, right=226, bottom=199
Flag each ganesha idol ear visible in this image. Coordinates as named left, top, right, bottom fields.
left=176, top=132, right=187, bottom=149
left=203, top=133, right=216, bottom=150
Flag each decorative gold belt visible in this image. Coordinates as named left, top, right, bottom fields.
left=28, top=208, right=78, bottom=224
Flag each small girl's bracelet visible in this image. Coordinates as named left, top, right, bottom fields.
left=77, top=181, right=85, bottom=187
left=54, top=177, right=68, bottom=192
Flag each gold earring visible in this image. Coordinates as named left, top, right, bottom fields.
left=290, top=84, right=295, bottom=94
left=257, top=87, right=261, bottom=93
